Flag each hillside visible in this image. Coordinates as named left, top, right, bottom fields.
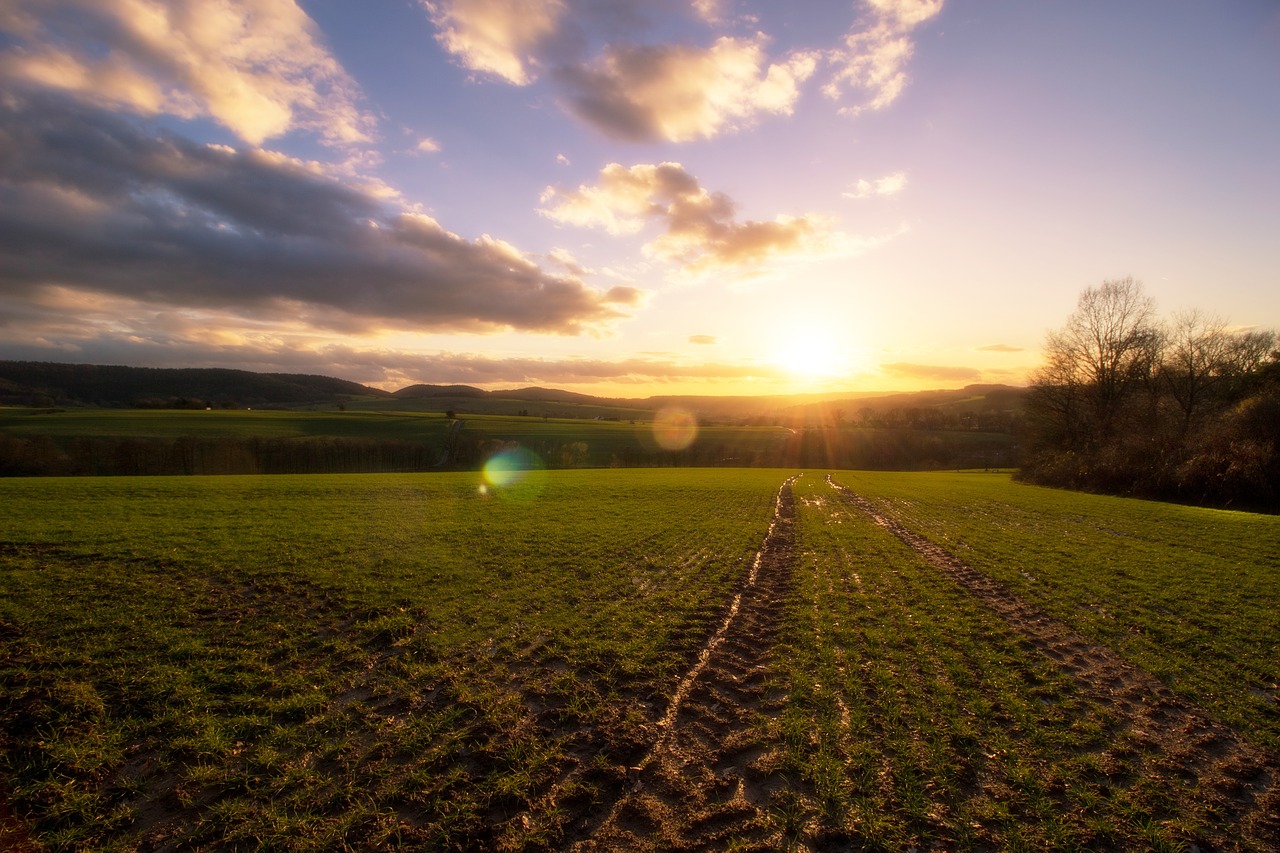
left=0, top=361, right=391, bottom=408
left=0, top=360, right=1026, bottom=425
left=392, top=382, right=1026, bottom=424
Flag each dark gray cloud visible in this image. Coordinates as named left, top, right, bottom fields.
left=0, top=91, right=637, bottom=335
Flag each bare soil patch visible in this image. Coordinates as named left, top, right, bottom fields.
left=567, top=477, right=800, bottom=851
left=827, top=474, right=1280, bottom=850
left=0, top=789, right=39, bottom=853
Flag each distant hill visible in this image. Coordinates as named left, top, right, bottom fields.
left=0, top=361, right=391, bottom=408
left=392, top=384, right=489, bottom=399
left=380, top=381, right=1026, bottom=427
left=394, top=385, right=603, bottom=404
left=490, top=386, right=601, bottom=403
left=0, top=360, right=1026, bottom=422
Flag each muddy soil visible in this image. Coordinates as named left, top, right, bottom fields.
left=566, top=477, right=801, bottom=851
left=0, top=790, right=39, bottom=853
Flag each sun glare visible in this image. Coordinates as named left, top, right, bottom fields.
left=774, top=331, right=846, bottom=380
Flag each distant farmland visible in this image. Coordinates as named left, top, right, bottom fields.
left=0, top=407, right=1014, bottom=475
left=1, top=470, right=1276, bottom=851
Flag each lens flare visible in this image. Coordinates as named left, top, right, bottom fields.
left=482, top=446, right=546, bottom=500
left=652, top=407, right=698, bottom=451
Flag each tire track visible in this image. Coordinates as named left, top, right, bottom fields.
left=826, top=474, right=1280, bottom=850
left=0, top=790, right=39, bottom=853
left=569, top=475, right=800, bottom=851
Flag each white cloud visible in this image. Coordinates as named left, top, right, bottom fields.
left=844, top=172, right=907, bottom=198
left=422, top=0, right=568, bottom=85
left=691, top=0, right=726, bottom=25
left=422, top=0, right=818, bottom=142
left=559, top=36, right=818, bottom=142
left=541, top=162, right=838, bottom=273
left=0, top=0, right=376, bottom=146
left=825, top=0, right=943, bottom=116
left=416, top=137, right=442, bottom=153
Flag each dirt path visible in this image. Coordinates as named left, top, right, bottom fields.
left=826, top=474, right=1280, bottom=849
left=0, top=790, right=39, bottom=853
left=568, top=476, right=800, bottom=851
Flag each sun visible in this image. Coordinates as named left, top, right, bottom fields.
left=774, top=331, right=846, bottom=379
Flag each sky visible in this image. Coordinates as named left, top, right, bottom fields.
left=1, top=0, right=1278, bottom=397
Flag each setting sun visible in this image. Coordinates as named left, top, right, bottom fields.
left=773, top=330, right=848, bottom=380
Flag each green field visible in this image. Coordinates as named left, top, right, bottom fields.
left=1, top=470, right=1277, bottom=850
left=829, top=471, right=1280, bottom=750
left=0, top=408, right=457, bottom=440
left=0, top=408, right=795, bottom=473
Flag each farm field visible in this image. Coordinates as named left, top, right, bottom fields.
left=0, top=408, right=458, bottom=441
left=0, top=408, right=796, bottom=473
left=1, top=470, right=1277, bottom=850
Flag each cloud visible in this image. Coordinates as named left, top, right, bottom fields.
left=689, top=335, right=718, bottom=345
left=844, top=172, right=907, bottom=199
left=423, top=0, right=569, bottom=86
left=423, top=1, right=944, bottom=140
left=825, top=0, right=943, bottom=116
left=384, top=352, right=786, bottom=386
left=0, top=0, right=375, bottom=146
left=0, top=321, right=788, bottom=390
left=0, top=92, right=638, bottom=338
left=540, top=162, right=835, bottom=273
left=556, top=36, right=818, bottom=142
left=547, top=248, right=591, bottom=277
left=880, top=362, right=981, bottom=382
left=416, top=137, right=442, bottom=153
left=423, top=0, right=816, bottom=142
left=691, top=0, right=727, bottom=25
left=978, top=344, right=1023, bottom=353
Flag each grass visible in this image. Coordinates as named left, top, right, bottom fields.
left=770, top=473, right=1243, bottom=850
left=459, top=414, right=790, bottom=465
left=0, top=407, right=791, bottom=469
left=0, top=408, right=456, bottom=441
left=0, top=469, right=786, bottom=850
left=1, top=468, right=1276, bottom=850
left=828, top=470, right=1280, bottom=751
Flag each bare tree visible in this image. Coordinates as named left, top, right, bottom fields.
left=1224, top=329, right=1278, bottom=378
left=1160, top=309, right=1231, bottom=441
left=1024, top=279, right=1279, bottom=506
left=1160, top=316, right=1278, bottom=442
left=1034, top=277, right=1160, bottom=448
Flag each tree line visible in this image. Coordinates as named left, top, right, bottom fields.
left=1020, top=278, right=1279, bottom=509
left=0, top=424, right=1016, bottom=477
